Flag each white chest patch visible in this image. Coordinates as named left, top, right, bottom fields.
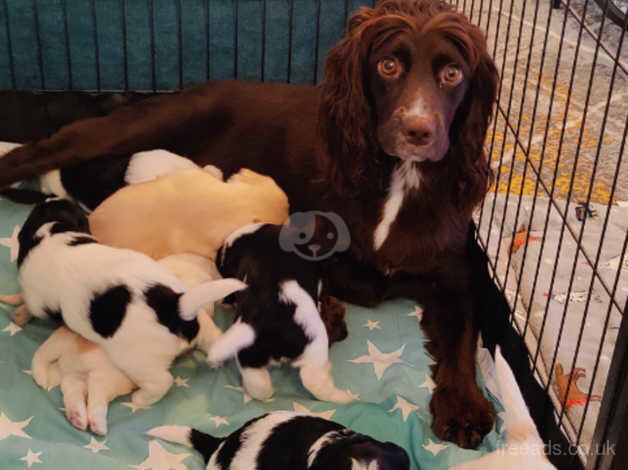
left=373, top=162, right=421, bottom=251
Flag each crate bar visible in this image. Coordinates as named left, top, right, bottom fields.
left=497, top=0, right=555, bottom=321
left=485, top=0, right=532, bottom=281
left=204, top=0, right=210, bottom=80
left=62, top=0, right=72, bottom=89
left=90, top=0, right=101, bottom=91
left=176, top=0, right=182, bottom=89
left=313, top=0, right=321, bottom=84
left=586, top=295, right=628, bottom=470
left=505, top=0, right=560, bottom=338
left=2, top=0, right=15, bottom=88
left=475, top=0, right=506, bottom=238
left=534, top=0, right=609, bottom=386
left=148, top=0, right=156, bottom=91
left=552, top=4, right=623, bottom=427
left=260, top=0, right=266, bottom=81
left=287, top=0, right=293, bottom=83
left=233, top=0, right=238, bottom=78
left=481, top=0, right=515, bottom=251
left=121, top=0, right=128, bottom=90
left=559, top=0, right=628, bottom=75
left=578, top=220, right=628, bottom=460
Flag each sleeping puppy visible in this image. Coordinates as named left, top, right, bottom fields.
left=200, top=223, right=354, bottom=404
left=29, top=253, right=225, bottom=435
left=16, top=198, right=246, bottom=407
left=148, top=411, right=410, bottom=470
left=88, top=165, right=290, bottom=260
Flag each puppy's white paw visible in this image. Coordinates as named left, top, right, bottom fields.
left=11, top=305, right=31, bottom=326
left=88, top=407, right=108, bottom=435
left=66, top=406, right=88, bottom=431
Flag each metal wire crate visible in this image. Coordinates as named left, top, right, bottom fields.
left=0, top=1, right=626, bottom=469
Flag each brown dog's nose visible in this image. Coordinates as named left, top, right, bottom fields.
left=403, top=116, right=436, bottom=146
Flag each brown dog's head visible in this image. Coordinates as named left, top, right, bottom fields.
left=320, top=0, right=498, bottom=209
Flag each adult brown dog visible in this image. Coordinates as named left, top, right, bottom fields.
left=0, top=0, right=498, bottom=448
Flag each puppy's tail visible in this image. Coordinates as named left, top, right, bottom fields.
left=494, top=346, right=543, bottom=444
left=178, top=278, right=247, bottom=321
left=147, top=425, right=221, bottom=464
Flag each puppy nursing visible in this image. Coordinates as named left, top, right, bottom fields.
left=203, top=223, right=354, bottom=404
left=16, top=198, right=246, bottom=407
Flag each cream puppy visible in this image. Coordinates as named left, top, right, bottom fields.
left=89, top=165, right=290, bottom=260
left=28, top=253, right=224, bottom=435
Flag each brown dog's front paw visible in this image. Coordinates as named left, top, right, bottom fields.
left=430, top=386, right=495, bottom=449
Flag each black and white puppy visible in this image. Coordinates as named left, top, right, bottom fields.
left=148, top=411, right=410, bottom=470
left=0, top=142, right=201, bottom=209
left=16, top=198, right=246, bottom=407
left=196, top=223, right=353, bottom=404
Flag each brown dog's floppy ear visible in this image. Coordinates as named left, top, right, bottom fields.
left=319, top=7, right=379, bottom=193
left=449, top=24, right=499, bottom=215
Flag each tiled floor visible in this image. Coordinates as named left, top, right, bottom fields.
left=455, top=0, right=627, bottom=204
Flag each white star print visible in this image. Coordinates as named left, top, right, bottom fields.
left=388, top=395, right=418, bottom=422
left=2, top=321, right=22, bottom=336
left=208, top=415, right=229, bottom=427
left=418, top=374, right=436, bottom=394
left=84, top=437, right=109, bottom=453
left=363, top=320, right=381, bottom=331
left=0, top=225, right=20, bottom=262
left=19, top=449, right=41, bottom=468
left=423, top=439, right=448, bottom=456
left=122, top=401, right=151, bottom=413
left=407, top=305, right=423, bottom=322
left=131, top=440, right=190, bottom=470
left=173, top=376, right=189, bottom=388
left=292, top=402, right=336, bottom=420
left=348, top=341, right=405, bottom=380
left=0, top=412, right=32, bottom=440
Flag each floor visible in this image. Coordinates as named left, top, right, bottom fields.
left=454, top=0, right=627, bottom=204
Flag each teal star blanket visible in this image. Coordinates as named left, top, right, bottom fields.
left=0, top=196, right=504, bottom=469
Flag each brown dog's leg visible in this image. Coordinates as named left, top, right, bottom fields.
left=387, top=263, right=495, bottom=449
left=0, top=89, right=211, bottom=187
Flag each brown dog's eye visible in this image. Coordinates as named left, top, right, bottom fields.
left=440, top=64, right=463, bottom=87
left=377, top=58, right=401, bottom=78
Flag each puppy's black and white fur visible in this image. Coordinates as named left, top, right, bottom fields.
left=0, top=142, right=199, bottom=209
left=148, top=411, right=410, bottom=470
left=200, top=223, right=353, bottom=403
left=16, top=198, right=246, bottom=407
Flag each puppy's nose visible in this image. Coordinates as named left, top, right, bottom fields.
left=403, top=117, right=436, bottom=146
left=308, top=244, right=321, bottom=255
